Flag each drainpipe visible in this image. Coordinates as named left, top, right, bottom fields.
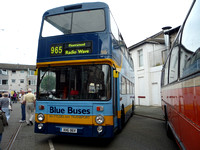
left=162, top=26, right=172, bottom=54
left=27, top=68, right=30, bottom=91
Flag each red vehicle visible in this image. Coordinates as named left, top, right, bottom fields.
left=161, top=0, right=200, bottom=149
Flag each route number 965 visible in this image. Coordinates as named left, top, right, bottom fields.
left=50, top=45, right=63, bottom=55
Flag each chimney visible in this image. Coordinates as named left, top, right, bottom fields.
left=162, top=26, right=172, bottom=53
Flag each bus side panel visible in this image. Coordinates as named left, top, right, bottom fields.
left=180, top=85, right=200, bottom=149
left=179, top=112, right=200, bottom=149
left=163, top=88, right=181, bottom=141
left=118, top=49, right=134, bottom=124
left=195, top=86, right=200, bottom=126
left=162, top=84, right=200, bottom=149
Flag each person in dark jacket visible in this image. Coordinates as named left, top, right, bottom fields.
left=0, top=93, right=12, bottom=121
left=0, top=109, right=8, bottom=144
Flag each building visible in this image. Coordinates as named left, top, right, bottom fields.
left=0, top=63, right=37, bottom=95
left=129, top=26, right=179, bottom=106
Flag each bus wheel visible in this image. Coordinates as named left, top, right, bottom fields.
left=166, top=121, right=173, bottom=139
left=164, top=106, right=173, bottom=139
left=131, top=101, right=135, bottom=117
left=121, top=108, right=125, bottom=128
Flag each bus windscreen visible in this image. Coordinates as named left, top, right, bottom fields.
left=38, top=64, right=111, bottom=101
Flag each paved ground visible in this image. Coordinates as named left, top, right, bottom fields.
left=134, top=105, right=164, bottom=120
left=1, top=103, right=177, bottom=150
left=1, top=102, right=24, bottom=150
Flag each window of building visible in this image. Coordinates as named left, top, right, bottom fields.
left=29, top=70, right=35, bottom=76
left=138, top=49, right=144, bottom=67
left=20, top=79, right=24, bottom=83
left=12, top=79, right=16, bottom=83
left=20, top=70, right=24, bottom=73
left=29, top=80, right=36, bottom=85
left=150, top=47, right=165, bottom=67
left=0, top=69, right=8, bottom=75
left=31, top=80, right=36, bottom=85
left=2, top=80, right=8, bottom=85
left=12, top=70, right=16, bottom=74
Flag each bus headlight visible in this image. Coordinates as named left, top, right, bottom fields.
left=97, top=126, right=103, bottom=133
left=37, top=113, right=44, bottom=122
left=95, top=115, right=104, bottom=124
left=38, top=123, right=43, bottom=130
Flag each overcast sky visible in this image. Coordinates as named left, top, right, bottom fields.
left=0, top=0, right=193, bottom=65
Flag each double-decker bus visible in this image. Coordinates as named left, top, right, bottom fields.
left=161, top=0, right=200, bottom=149
left=34, top=2, right=135, bottom=138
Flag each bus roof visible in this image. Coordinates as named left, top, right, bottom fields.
left=43, top=2, right=109, bottom=17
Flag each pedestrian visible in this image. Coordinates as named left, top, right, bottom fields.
left=0, top=108, right=8, bottom=144
left=19, top=90, right=26, bottom=123
left=13, top=91, right=17, bottom=103
left=24, top=88, right=36, bottom=126
left=0, top=93, right=12, bottom=121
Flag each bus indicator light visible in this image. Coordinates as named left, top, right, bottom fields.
left=39, top=105, right=45, bottom=110
left=97, top=106, right=104, bottom=111
left=97, top=126, right=103, bottom=134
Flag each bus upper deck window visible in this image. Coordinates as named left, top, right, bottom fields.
left=41, top=9, right=105, bottom=37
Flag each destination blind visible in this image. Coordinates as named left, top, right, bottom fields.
left=50, top=41, right=92, bottom=56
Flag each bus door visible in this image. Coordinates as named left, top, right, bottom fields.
left=113, top=70, right=119, bottom=128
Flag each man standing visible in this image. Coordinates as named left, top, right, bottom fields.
left=24, top=88, right=36, bottom=126
left=19, top=90, right=26, bottom=123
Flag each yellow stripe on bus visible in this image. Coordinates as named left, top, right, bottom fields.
left=35, top=114, right=114, bottom=126
left=117, top=104, right=133, bottom=119
left=124, top=104, right=132, bottom=114
left=36, top=58, right=122, bottom=72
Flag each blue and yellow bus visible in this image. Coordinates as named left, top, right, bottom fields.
left=35, top=2, right=135, bottom=138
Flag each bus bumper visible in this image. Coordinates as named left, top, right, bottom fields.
left=34, top=123, right=114, bottom=138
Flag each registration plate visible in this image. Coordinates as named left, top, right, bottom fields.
left=61, top=127, right=77, bottom=133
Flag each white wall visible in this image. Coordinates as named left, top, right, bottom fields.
left=7, top=70, right=37, bottom=94
left=150, top=66, right=162, bottom=106
left=130, top=43, right=165, bottom=106
left=9, top=70, right=28, bottom=92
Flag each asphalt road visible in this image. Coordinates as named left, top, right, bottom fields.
left=1, top=103, right=179, bottom=150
